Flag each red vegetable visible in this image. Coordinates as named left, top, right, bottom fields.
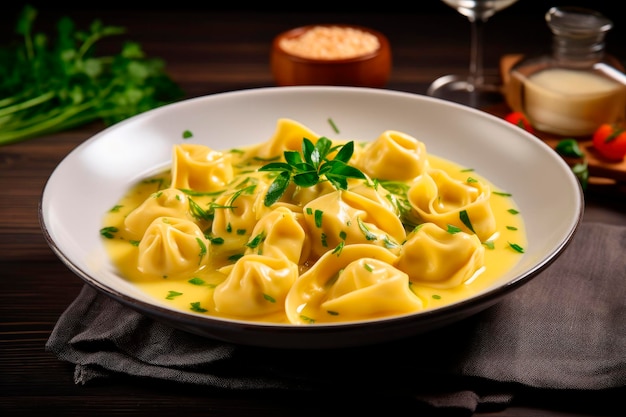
left=592, top=123, right=626, bottom=161
left=504, top=112, right=534, bottom=134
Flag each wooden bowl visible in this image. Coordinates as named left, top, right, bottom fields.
left=271, top=24, right=392, bottom=88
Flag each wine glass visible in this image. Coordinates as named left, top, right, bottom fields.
left=427, top=0, right=520, bottom=108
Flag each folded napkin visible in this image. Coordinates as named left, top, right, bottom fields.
left=46, top=222, right=626, bottom=415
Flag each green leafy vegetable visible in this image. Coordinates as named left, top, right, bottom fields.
left=555, top=139, right=584, bottom=158
left=0, top=5, right=184, bottom=145
left=555, top=139, right=589, bottom=191
left=259, top=137, right=366, bottom=206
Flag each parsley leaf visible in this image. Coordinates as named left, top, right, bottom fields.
left=0, top=5, right=183, bottom=146
left=259, top=137, right=366, bottom=206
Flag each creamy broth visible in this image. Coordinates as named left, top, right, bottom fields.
left=102, top=122, right=526, bottom=324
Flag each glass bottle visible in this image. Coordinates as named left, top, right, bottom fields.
left=505, top=6, right=626, bottom=137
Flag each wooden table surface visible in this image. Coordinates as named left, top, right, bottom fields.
left=1, top=3, right=625, bottom=416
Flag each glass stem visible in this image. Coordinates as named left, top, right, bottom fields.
left=468, top=16, right=486, bottom=91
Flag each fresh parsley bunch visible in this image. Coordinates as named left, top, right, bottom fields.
left=0, top=5, right=184, bottom=146
left=259, top=136, right=366, bottom=206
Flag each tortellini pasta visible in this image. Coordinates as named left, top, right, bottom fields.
left=244, top=206, right=310, bottom=264
left=102, top=118, right=525, bottom=325
left=252, top=118, right=320, bottom=160
left=171, top=143, right=234, bottom=191
left=302, top=190, right=406, bottom=258
left=396, top=222, right=485, bottom=289
left=209, top=173, right=272, bottom=253
left=354, top=130, right=428, bottom=181
left=407, top=168, right=497, bottom=241
left=214, top=254, right=299, bottom=318
left=285, top=245, right=423, bottom=323
left=124, top=188, right=191, bottom=236
left=137, top=217, right=209, bottom=277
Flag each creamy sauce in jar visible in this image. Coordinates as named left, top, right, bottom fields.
left=520, top=68, right=626, bottom=136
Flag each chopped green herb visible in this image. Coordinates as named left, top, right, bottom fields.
left=196, top=237, right=207, bottom=264
left=328, top=118, right=339, bottom=134
left=363, top=263, right=374, bottom=272
left=432, top=294, right=442, bottom=300
left=142, top=178, right=166, bottom=191
left=180, top=188, right=225, bottom=197
left=228, top=184, right=257, bottom=208
left=459, top=210, right=475, bottom=234
left=506, top=225, right=518, bottom=231
left=166, top=291, right=183, bottom=300
left=190, top=302, right=207, bottom=313
left=206, top=235, right=224, bottom=245
left=508, top=208, right=520, bottom=215
left=188, top=277, right=206, bottom=286
left=182, top=130, right=193, bottom=139
left=508, top=242, right=525, bottom=253
left=332, top=241, right=344, bottom=255
left=300, top=315, right=315, bottom=323
left=228, top=253, right=244, bottom=262
left=109, top=205, right=123, bottom=212
left=253, top=155, right=281, bottom=162
left=493, top=191, right=512, bottom=197
left=446, top=224, right=462, bottom=234
left=314, top=209, right=324, bottom=228
left=483, top=240, right=495, bottom=250
left=356, top=217, right=377, bottom=241
left=263, top=294, right=276, bottom=303
left=99, top=226, right=118, bottom=239
left=246, top=232, right=265, bottom=249
left=327, top=310, right=339, bottom=316
left=383, top=235, right=399, bottom=249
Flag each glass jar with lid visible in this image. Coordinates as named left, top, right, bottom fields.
left=505, top=6, right=626, bottom=137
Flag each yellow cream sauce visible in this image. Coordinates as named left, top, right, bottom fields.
left=102, top=145, right=526, bottom=324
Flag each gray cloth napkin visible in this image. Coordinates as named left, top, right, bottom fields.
left=46, top=222, right=626, bottom=415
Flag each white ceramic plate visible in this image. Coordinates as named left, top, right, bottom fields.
left=40, top=86, right=583, bottom=349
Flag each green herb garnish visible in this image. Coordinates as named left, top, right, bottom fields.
left=99, top=226, right=118, bottom=239
left=0, top=5, right=183, bottom=146
left=259, top=137, right=366, bottom=206
left=190, top=302, right=207, bottom=313
left=508, top=242, right=525, bottom=253
left=459, top=210, right=475, bottom=234
left=165, top=291, right=183, bottom=300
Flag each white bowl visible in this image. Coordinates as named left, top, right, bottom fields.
left=40, top=86, right=583, bottom=349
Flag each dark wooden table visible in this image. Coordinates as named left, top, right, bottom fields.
left=2, top=3, right=625, bottom=416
